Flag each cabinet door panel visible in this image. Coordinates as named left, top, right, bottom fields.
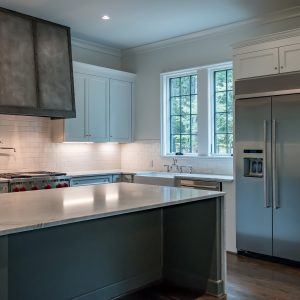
left=65, top=73, right=88, bottom=142
left=235, top=97, right=273, bottom=255
left=272, top=94, right=300, bottom=262
left=35, top=22, right=74, bottom=115
left=88, top=76, right=109, bottom=142
left=0, top=11, right=37, bottom=108
left=234, top=48, right=279, bottom=80
left=279, top=44, right=300, bottom=74
left=109, top=79, right=132, bottom=142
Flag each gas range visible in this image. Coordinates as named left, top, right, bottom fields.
left=0, top=171, right=70, bottom=193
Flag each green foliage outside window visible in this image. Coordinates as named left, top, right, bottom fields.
left=169, top=75, right=198, bottom=154
left=214, top=69, right=233, bottom=155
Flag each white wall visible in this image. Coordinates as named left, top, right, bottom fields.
left=71, top=38, right=122, bottom=69
left=122, top=17, right=300, bottom=141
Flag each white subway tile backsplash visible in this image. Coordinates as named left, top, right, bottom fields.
left=0, top=115, right=121, bottom=172
left=121, top=140, right=233, bottom=175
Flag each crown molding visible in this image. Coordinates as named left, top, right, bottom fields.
left=122, top=6, right=300, bottom=56
left=232, top=27, right=300, bottom=49
left=71, top=37, right=122, bottom=58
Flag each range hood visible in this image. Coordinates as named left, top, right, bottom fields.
left=0, top=7, right=75, bottom=119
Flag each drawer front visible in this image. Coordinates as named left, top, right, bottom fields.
left=71, top=176, right=112, bottom=187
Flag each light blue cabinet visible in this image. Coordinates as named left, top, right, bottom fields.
left=109, top=79, right=132, bottom=142
left=52, top=62, right=135, bottom=143
left=88, top=76, right=109, bottom=142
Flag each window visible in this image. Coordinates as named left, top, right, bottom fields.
left=213, top=69, right=233, bottom=155
left=169, top=75, right=198, bottom=154
left=161, top=63, right=233, bottom=157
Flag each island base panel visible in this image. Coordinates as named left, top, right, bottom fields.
left=0, top=197, right=224, bottom=299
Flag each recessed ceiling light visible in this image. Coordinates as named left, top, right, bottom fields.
left=102, top=15, right=110, bottom=20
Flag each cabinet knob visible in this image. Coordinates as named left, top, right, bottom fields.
left=280, top=66, right=284, bottom=69
left=275, top=67, right=278, bottom=70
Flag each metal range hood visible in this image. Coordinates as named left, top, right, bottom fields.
left=0, top=7, right=75, bottom=119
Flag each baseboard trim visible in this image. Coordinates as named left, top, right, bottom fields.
left=73, top=269, right=162, bottom=299
left=163, top=268, right=225, bottom=297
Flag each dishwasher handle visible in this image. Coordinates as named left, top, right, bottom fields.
left=179, top=179, right=221, bottom=191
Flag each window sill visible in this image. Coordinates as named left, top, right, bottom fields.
left=162, top=154, right=233, bottom=159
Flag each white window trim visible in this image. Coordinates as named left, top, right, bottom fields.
left=160, top=62, right=233, bottom=158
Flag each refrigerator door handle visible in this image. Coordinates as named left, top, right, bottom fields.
left=272, top=119, right=279, bottom=209
left=263, top=120, right=270, bottom=208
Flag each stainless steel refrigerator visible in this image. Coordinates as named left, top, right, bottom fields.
left=235, top=73, right=300, bottom=262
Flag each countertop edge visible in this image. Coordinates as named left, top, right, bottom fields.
left=0, top=191, right=225, bottom=237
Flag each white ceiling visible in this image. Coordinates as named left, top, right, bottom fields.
left=0, top=0, right=299, bottom=49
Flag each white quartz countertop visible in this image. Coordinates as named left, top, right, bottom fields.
left=134, top=172, right=234, bottom=182
left=66, top=170, right=233, bottom=182
left=0, top=183, right=224, bottom=237
left=67, top=170, right=135, bottom=177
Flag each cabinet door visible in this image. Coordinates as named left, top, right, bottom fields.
left=279, top=44, right=300, bottom=74
left=0, top=11, right=37, bottom=110
left=35, top=21, right=75, bottom=118
left=65, top=73, right=88, bottom=142
left=88, top=76, right=109, bottom=142
left=272, top=94, right=300, bottom=262
left=109, top=79, right=132, bottom=142
left=234, top=48, right=279, bottom=80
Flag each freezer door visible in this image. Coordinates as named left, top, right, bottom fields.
left=272, top=94, right=300, bottom=262
left=235, top=97, right=273, bottom=255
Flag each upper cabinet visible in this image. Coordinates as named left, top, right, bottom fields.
left=234, top=48, right=279, bottom=80
left=233, top=29, right=300, bottom=80
left=52, top=62, right=135, bottom=143
left=0, top=8, right=75, bottom=118
left=109, top=79, right=132, bottom=142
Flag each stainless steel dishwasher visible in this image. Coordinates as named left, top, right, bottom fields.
left=177, top=179, right=222, bottom=191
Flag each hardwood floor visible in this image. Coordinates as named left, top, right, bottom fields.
left=119, top=253, right=300, bottom=300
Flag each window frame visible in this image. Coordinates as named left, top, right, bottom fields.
left=161, top=62, right=233, bottom=158
left=161, top=68, right=199, bottom=157
left=209, top=64, right=234, bottom=156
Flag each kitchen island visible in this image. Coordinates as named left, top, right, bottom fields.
left=0, top=183, right=225, bottom=299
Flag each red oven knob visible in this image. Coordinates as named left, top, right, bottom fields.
left=13, top=187, right=20, bottom=192
left=44, top=184, right=52, bottom=189
left=63, top=183, right=69, bottom=188
left=31, top=186, right=38, bottom=190
left=20, top=187, right=27, bottom=192
left=56, top=184, right=62, bottom=188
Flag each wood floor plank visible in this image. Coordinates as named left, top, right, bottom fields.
left=119, top=253, right=300, bottom=300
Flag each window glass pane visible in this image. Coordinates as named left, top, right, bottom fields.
left=227, top=70, right=233, bottom=90
left=191, top=135, right=198, bottom=153
left=215, top=92, right=226, bottom=112
left=213, top=68, right=233, bottom=155
left=170, top=135, right=180, bottom=153
left=168, top=74, right=198, bottom=154
left=181, top=96, right=190, bottom=115
left=227, top=91, right=233, bottom=112
left=181, top=76, right=190, bottom=95
left=191, top=115, right=197, bottom=134
left=170, top=78, right=180, bottom=96
left=215, top=71, right=227, bottom=92
left=227, top=134, right=233, bottom=154
left=215, top=134, right=227, bottom=155
left=181, top=135, right=191, bottom=153
left=191, top=75, right=197, bottom=94
left=215, top=113, right=226, bottom=133
left=170, top=97, right=180, bottom=115
left=181, top=115, right=191, bottom=134
left=171, top=116, right=180, bottom=134
left=191, top=95, right=197, bottom=114
left=228, top=112, right=233, bottom=133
